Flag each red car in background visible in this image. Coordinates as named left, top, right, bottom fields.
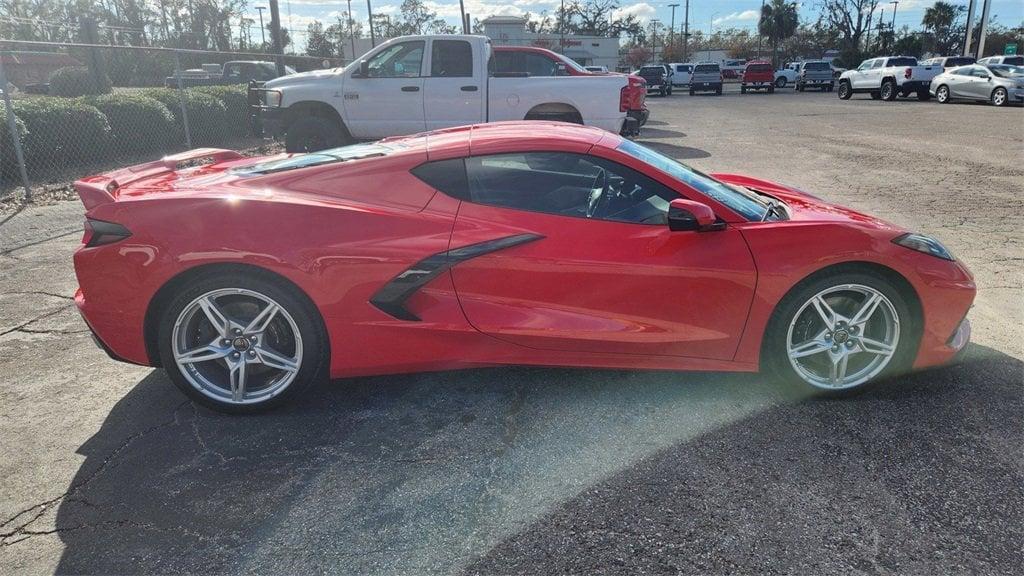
left=493, top=45, right=649, bottom=129
left=741, top=61, right=776, bottom=93
left=74, top=122, right=974, bottom=413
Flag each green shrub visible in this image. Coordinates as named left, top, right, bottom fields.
left=0, top=101, right=28, bottom=180
left=83, top=93, right=176, bottom=156
left=11, top=98, right=111, bottom=168
left=137, top=88, right=228, bottom=146
left=194, top=85, right=249, bottom=138
left=48, top=66, right=112, bottom=97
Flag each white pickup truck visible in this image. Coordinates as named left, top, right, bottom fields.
left=251, top=34, right=638, bottom=152
left=837, top=56, right=941, bottom=101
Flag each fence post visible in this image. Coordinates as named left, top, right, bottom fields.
left=173, top=51, right=192, bottom=149
left=0, top=53, right=31, bottom=201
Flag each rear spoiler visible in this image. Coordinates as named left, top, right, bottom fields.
left=75, top=148, right=244, bottom=210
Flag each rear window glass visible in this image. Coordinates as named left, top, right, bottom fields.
left=675, top=65, right=692, bottom=72
left=1003, top=56, right=1024, bottom=66
left=804, top=62, right=830, bottom=70
left=232, top=143, right=392, bottom=175
left=694, top=64, right=719, bottom=72
left=639, top=66, right=664, bottom=74
left=888, top=57, right=917, bottom=67
left=746, top=64, right=772, bottom=72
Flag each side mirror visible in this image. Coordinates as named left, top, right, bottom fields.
left=357, top=59, right=369, bottom=77
left=668, top=199, right=720, bottom=232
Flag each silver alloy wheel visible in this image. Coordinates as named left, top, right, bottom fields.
left=786, top=284, right=900, bottom=390
left=937, top=85, right=949, bottom=103
left=172, top=288, right=303, bottom=405
left=992, top=88, right=1007, bottom=106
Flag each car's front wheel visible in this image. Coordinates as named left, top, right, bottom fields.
left=158, top=272, right=328, bottom=413
left=837, top=81, right=852, bottom=99
left=991, top=87, right=1008, bottom=107
left=766, top=270, right=914, bottom=394
left=285, top=117, right=344, bottom=153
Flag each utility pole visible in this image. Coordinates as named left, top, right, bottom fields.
left=459, top=0, right=467, bottom=33
left=560, top=0, right=565, bottom=53
left=976, top=0, right=992, bottom=58
left=346, top=0, right=356, bottom=61
left=963, top=0, right=976, bottom=56
left=668, top=4, right=679, bottom=55
left=651, top=19, right=660, bottom=59
left=255, top=6, right=267, bottom=48
left=268, top=0, right=285, bottom=76
left=757, top=0, right=765, bottom=59
left=682, top=0, right=689, bottom=62
left=864, top=6, right=874, bottom=52
left=367, top=0, right=376, bottom=47
left=889, top=1, right=898, bottom=42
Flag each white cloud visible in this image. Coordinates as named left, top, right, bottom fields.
left=712, top=10, right=759, bottom=26
left=613, top=2, right=656, bottom=23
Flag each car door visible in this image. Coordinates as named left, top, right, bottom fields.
left=947, top=67, right=975, bottom=98
left=850, top=59, right=872, bottom=89
left=966, top=66, right=993, bottom=99
left=445, top=151, right=757, bottom=360
left=342, top=40, right=426, bottom=138
left=422, top=38, right=484, bottom=130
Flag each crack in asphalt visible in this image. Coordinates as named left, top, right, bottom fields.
left=0, top=228, right=79, bottom=256
left=5, top=290, right=74, bottom=301
left=0, top=400, right=192, bottom=547
left=0, top=304, right=76, bottom=337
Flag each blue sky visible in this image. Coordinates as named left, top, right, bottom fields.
left=262, top=0, right=1024, bottom=51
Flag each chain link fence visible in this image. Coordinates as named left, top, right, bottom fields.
left=0, top=40, right=345, bottom=202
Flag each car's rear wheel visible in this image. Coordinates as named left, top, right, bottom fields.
left=991, top=87, right=1008, bottom=107
left=766, top=270, right=914, bottom=395
left=285, top=117, right=344, bottom=153
left=837, top=81, right=852, bottom=100
left=936, top=85, right=950, bottom=103
left=158, top=273, right=327, bottom=413
left=880, top=80, right=897, bottom=101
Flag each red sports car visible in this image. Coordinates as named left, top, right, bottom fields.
left=73, top=122, right=975, bottom=412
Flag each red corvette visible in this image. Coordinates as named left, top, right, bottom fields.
left=73, top=122, right=975, bottom=412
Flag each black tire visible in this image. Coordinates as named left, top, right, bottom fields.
left=936, top=84, right=951, bottom=103
left=827, top=83, right=835, bottom=92
left=715, top=86, right=722, bottom=95
left=880, top=80, right=896, bottom=101
left=768, top=85, right=775, bottom=94
left=689, top=89, right=695, bottom=96
left=157, top=271, right=328, bottom=413
left=917, top=90, right=931, bottom=101
left=667, top=86, right=673, bottom=96
left=659, top=87, right=666, bottom=97
left=741, top=86, right=747, bottom=94
left=991, top=87, right=1008, bottom=107
left=285, top=116, right=345, bottom=153
left=838, top=81, right=852, bottom=100
left=870, top=91, right=881, bottom=100
left=775, top=77, right=786, bottom=88
left=764, top=269, right=916, bottom=397
left=797, top=83, right=805, bottom=92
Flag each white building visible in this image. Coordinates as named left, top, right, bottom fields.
left=479, top=16, right=622, bottom=71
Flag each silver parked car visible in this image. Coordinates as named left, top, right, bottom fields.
left=930, top=64, right=1024, bottom=107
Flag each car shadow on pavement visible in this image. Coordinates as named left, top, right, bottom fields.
left=637, top=127, right=687, bottom=139
left=49, top=344, right=1022, bottom=574
left=638, top=141, right=711, bottom=160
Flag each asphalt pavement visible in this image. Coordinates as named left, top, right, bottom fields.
left=1, top=87, right=1021, bottom=575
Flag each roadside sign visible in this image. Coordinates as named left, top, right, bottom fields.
left=1006, top=43, right=1018, bottom=55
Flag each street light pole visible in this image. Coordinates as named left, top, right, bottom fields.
left=255, top=6, right=266, bottom=48
left=708, top=12, right=718, bottom=60
left=346, top=0, right=356, bottom=61
left=682, top=0, right=689, bottom=62
left=757, top=0, right=765, bottom=59
left=366, top=0, right=376, bottom=47
left=668, top=4, right=679, bottom=55
left=890, top=1, right=899, bottom=35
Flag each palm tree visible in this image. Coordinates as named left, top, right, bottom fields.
left=922, top=1, right=963, bottom=55
left=759, top=0, right=799, bottom=67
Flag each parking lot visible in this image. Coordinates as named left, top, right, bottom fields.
left=1, top=88, right=1021, bottom=575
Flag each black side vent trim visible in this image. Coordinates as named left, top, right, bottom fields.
left=370, top=233, right=543, bottom=321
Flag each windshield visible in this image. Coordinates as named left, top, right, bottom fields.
left=616, top=140, right=770, bottom=221
left=989, top=64, right=1024, bottom=78
left=233, top=143, right=391, bottom=175
left=694, top=64, right=719, bottom=73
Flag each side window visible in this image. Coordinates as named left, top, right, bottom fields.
left=464, top=152, right=679, bottom=225
left=523, top=53, right=557, bottom=76
left=870, top=59, right=885, bottom=69
left=366, top=41, right=424, bottom=78
left=492, top=51, right=517, bottom=73
left=431, top=40, right=473, bottom=77
left=224, top=64, right=242, bottom=80
left=971, top=67, right=990, bottom=77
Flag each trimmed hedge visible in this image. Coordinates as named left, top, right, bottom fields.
left=49, top=66, right=112, bottom=98
left=12, top=98, right=111, bottom=168
left=83, top=93, right=176, bottom=156
left=137, top=88, right=229, bottom=146
left=0, top=102, right=28, bottom=179
left=193, top=85, right=249, bottom=138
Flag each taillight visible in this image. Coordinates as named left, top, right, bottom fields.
left=620, top=85, right=629, bottom=112
left=83, top=218, right=131, bottom=247
left=904, top=67, right=912, bottom=79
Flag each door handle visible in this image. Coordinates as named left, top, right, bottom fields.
left=460, top=85, right=479, bottom=92
left=401, top=86, right=420, bottom=92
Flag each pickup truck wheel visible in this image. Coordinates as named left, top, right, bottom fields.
left=837, top=81, right=852, bottom=100
left=768, top=85, right=775, bottom=94
left=775, top=77, right=786, bottom=88
left=991, top=87, right=1008, bottom=107
left=689, top=88, right=695, bottom=96
left=741, top=86, right=747, bottom=94
left=715, top=87, right=722, bottom=95
left=917, top=90, right=931, bottom=101
left=285, top=117, right=344, bottom=153
left=880, top=80, right=896, bottom=101
left=936, top=85, right=951, bottom=103
left=667, top=86, right=673, bottom=95
left=796, top=84, right=804, bottom=92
